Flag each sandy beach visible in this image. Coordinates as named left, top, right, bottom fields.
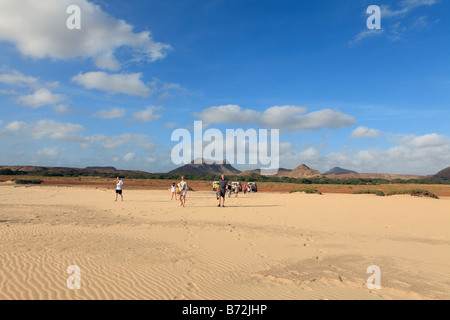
left=0, top=183, right=449, bottom=300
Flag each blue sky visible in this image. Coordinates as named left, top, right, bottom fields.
left=0, top=0, right=449, bottom=174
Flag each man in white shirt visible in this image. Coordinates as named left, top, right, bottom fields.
left=115, top=177, right=124, bottom=201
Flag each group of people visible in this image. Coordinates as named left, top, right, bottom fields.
left=214, top=181, right=238, bottom=200
left=115, top=174, right=248, bottom=208
left=115, top=176, right=188, bottom=207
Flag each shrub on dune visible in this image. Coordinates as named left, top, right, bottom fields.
left=352, top=190, right=385, bottom=196
left=386, top=189, right=439, bottom=199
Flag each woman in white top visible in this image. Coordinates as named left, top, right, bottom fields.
left=170, top=183, right=178, bottom=200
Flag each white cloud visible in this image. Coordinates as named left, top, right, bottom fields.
left=72, top=72, right=152, bottom=97
left=133, top=106, right=162, bottom=122
left=31, top=120, right=85, bottom=140
left=53, top=104, right=73, bottom=114
left=279, top=133, right=450, bottom=175
left=4, top=121, right=26, bottom=132
left=402, top=133, right=447, bottom=148
left=0, top=119, right=158, bottom=156
left=194, top=104, right=355, bottom=132
left=0, top=70, right=67, bottom=109
left=148, top=78, right=189, bottom=101
left=123, top=152, right=135, bottom=162
left=351, top=0, right=439, bottom=44
left=35, top=147, right=60, bottom=159
left=381, top=0, right=439, bottom=18
left=266, top=107, right=355, bottom=131
left=193, top=105, right=260, bottom=125
left=93, top=108, right=126, bottom=120
left=0, top=0, right=171, bottom=71
left=163, top=122, right=178, bottom=129
left=80, top=133, right=157, bottom=152
left=259, top=105, right=306, bottom=128
left=0, top=70, right=39, bottom=88
left=16, top=88, right=65, bottom=108
left=350, top=29, right=384, bottom=45
left=351, top=126, right=383, bottom=139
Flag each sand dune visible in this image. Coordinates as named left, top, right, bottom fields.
left=0, top=184, right=449, bottom=300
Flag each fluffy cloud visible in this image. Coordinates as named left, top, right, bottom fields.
left=351, top=126, right=383, bottom=139
left=0, top=119, right=158, bottom=154
left=193, top=105, right=260, bottom=125
left=16, top=88, right=65, bottom=108
left=72, top=72, right=152, bottom=97
left=35, top=147, right=60, bottom=159
left=0, top=70, right=66, bottom=109
left=93, top=108, right=126, bottom=120
left=0, top=0, right=171, bottom=71
left=133, top=106, right=162, bottom=122
left=4, top=121, right=26, bottom=132
left=401, top=133, right=447, bottom=148
left=0, top=70, right=39, bottom=88
left=279, top=133, right=450, bottom=175
left=194, top=104, right=355, bottom=132
left=53, top=104, right=74, bottom=114
left=123, top=152, right=135, bottom=162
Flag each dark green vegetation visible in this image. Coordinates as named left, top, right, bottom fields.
left=14, top=179, right=43, bottom=185
left=386, top=189, right=439, bottom=199
left=1, top=168, right=449, bottom=185
left=352, top=190, right=386, bottom=196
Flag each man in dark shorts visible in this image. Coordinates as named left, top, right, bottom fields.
left=115, top=177, right=123, bottom=201
left=217, top=175, right=227, bottom=207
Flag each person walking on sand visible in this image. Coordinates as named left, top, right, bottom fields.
left=170, top=183, right=178, bottom=200
left=179, top=176, right=187, bottom=207
left=115, top=177, right=124, bottom=201
left=218, top=175, right=227, bottom=207
left=227, top=183, right=232, bottom=198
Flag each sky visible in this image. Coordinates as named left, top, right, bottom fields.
left=0, top=0, right=449, bottom=175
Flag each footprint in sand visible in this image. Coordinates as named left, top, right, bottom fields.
left=187, top=282, right=199, bottom=292
left=301, top=286, right=313, bottom=291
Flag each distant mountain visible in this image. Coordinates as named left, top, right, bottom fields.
left=85, top=166, right=117, bottom=171
left=326, top=172, right=423, bottom=180
left=167, top=159, right=241, bottom=175
left=238, top=169, right=262, bottom=176
left=0, top=165, right=148, bottom=175
left=238, top=168, right=291, bottom=176
left=426, top=166, right=450, bottom=180
left=324, top=167, right=358, bottom=175
left=275, top=164, right=325, bottom=179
